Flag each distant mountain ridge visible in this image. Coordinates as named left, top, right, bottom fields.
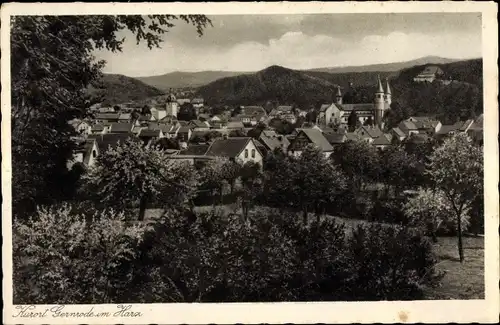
left=136, top=56, right=468, bottom=90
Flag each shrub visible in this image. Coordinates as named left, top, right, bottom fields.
left=13, top=204, right=148, bottom=304
left=344, top=224, right=442, bottom=300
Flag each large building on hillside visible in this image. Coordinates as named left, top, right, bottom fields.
left=317, top=76, right=391, bottom=128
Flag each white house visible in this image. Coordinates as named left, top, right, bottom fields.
left=205, top=137, right=263, bottom=166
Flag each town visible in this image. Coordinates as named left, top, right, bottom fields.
left=69, top=72, right=483, bottom=169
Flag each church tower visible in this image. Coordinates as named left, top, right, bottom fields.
left=384, top=78, right=392, bottom=110
left=165, top=90, right=178, bottom=118
left=374, top=75, right=385, bottom=127
left=335, top=86, right=343, bottom=105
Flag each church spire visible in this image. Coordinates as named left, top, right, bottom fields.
left=335, top=85, right=343, bottom=105
left=376, top=75, right=384, bottom=93
left=385, top=78, right=391, bottom=95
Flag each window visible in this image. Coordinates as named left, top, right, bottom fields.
left=92, top=150, right=97, bottom=158
left=251, top=149, right=255, bottom=158
left=245, top=149, right=248, bottom=158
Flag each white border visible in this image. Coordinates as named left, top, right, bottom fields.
left=2, top=2, right=499, bottom=324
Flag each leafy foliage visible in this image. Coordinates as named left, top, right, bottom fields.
left=11, top=15, right=212, bottom=218
left=13, top=204, right=148, bottom=304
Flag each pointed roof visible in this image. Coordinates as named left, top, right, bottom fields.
left=376, top=75, right=384, bottom=93
left=336, top=85, right=342, bottom=97
left=385, top=79, right=391, bottom=95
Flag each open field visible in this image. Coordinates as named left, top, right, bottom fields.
left=145, top=206, right=484, bottom=300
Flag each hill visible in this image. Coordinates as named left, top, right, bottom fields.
left=136, top=71, right=248, bottom=91
left=135, top=56, right=461, bottom=89
left=308, top=56, right=460, bottom=74
left=89, top=74, right=165, bottom=106
left=196, top=65, right=339, bottom=107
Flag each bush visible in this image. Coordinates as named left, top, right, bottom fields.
left=369, top=199, right=409, bottom=225
left=14, top=206, right=442, bottom=303
left=344, top=224, right=442, bottom=300
left=13, top=204, right=148, bottom=304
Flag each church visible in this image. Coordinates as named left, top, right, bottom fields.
left=317, top=76, right=392, bottom=128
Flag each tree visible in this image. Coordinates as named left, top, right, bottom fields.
left=198, top=157, right=229, bottom=206
left=85, top=139, right=199, bottom=220
left=247, top=122, right=267, bottom=139
left=379, top=146, right=424, bottom=195
left=141, top=105, right=152, bottom=115
left=228, top=129, right=247, bottom=137
left=332, top=140, right=380, bottom=192
left=113, top=105, right=122, bottom=112
left=265, top=145, right=347, bottom=224
left=426, top=133, right=483, bottom=262
left=11, top=15, right=212, bottom=218
left=347, top=110, right=359, bottom=132
left=178, top=102, right=197, bottom=121
left=239, top=161, right=263, bottom=220
left=231, top=106, right=242, bottom=117
left=404, top=188, right=470, bottom=242
left=363, top=116, right=373, bottom=126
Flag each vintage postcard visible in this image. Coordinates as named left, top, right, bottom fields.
left=2, top=1, right=499, bottom=324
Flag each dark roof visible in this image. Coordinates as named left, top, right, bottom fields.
left=436, top=124, right=459, bottom=135
left=91, top=123, right=105, bottom=131
left=227, top=121, right=245, bottom=129
left=179, top=126, right=191, bottom=133
left=178, top=144, right=210, bottom=156
left=190, top=120, right=210, bottom=128
left=88, top=133, right=137, bottom=152
left=205, top=137, right=253, bottom=158
left=241, top=106, right=267, bottom=117
left=138, top=114, right=155, bottom=121
left=336, top=103, right=375, bottom=112
left=110, top=123, right=134, bottom=133
left=95, top=113, right=119, bottom=120
left=391, top=127, right=406, bottom=138
left=118, top=113, right=131, bottom=120
left=399, top=120, right=418, bottom=131
left=297, top=129, right=334, bottom=152
left=324, top=133, right=346, bottom=145
left=259, top=130, right=290, bottom=151
left=372, top=134, right=392, bottom=146
left=345, top=132, right=361, bottom=141
left=357, top=126, right=383, bottom=139
left=139, top=129, right=162, bottom=138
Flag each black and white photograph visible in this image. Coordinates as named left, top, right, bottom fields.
left=2, top=2, right=498, bottom=324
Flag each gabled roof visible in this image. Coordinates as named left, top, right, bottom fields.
left=296, top=129, right=334, bottom=152
left=110, top=123, right=134, bottom=133
left=391, top=127, right=406, bottom=138
left=399, top=120, right=418, bottom=131
left=356, top=126, right=383, bottom=139
left=190, top=120, right=210, bottom=128
left=91, top=124, right=106, bottom=131
left=179, top=126, right=191, bottom=133
left=372, top=134, right=392, bottom=146
left=139, top=129, right=162, bottom=138
left=205, top=137, right=260, bottom=158
left=138, top=114, right=156, bottom=121
left=88, top=133, right=138, bottom=152
left=95, top=113, right=120, bottom=120
left=345, top=132, right=361, bottom=141
left=178, top=144, right=210, bottom=156
left=241, top=106, right=267, bottom=117
left=459, top=119, right=474, bottom=132
left=436, top=124, right=458, bottom=135
left=227, top=121, right=245, bottom=129
left=118, top=113, right=131, bottom=120
left=419, top=65, right=444, bottom=76
left=259, top=130, right=290, bottom=151
left=324, top=132, right=346, bottom=145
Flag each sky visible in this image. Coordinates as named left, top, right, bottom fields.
left=94, top=13, right=483, bottom=77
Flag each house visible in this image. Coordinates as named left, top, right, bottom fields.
left=167, top=125, right=181, bottom=138
left=288, top=128, right=334, bottom=158
left=405, top=117, right=442, bottom=134
left=240, top=105, right=268, bottom=124
left=178, top=144, right=210, bottom=156
left=372, top=134, right=393, bottom=150
left=291, top=125, right=323, bottom=136
left=345, top=132, right=362, bottom=142
left=88, top=133, right=138, bottom=153
left=67, top=139, right=99, bottom=170
left=177, top=126, right=192, bottom=142
left=69, top=119, right=92, bottom=136
left=467, top=114, right=483, bottom=144
left=205, top=137, right=264, bottom=165
left=282, top=114, right=297, bottom=124
left=151, top=107, right=167, bottom=121
left=109, top=123, right=134, bottom=134
left=210, top=115, right=222, bottom=122
left=192, top=98, right=204, bottom=109
left=258, top=130, right=290, bottom=153
left=138, top=129, right=164, bottom=144
left=436, top=119, right=475, bottom=138
left=317, top=103, right=335, bottom=126
left=227, top=121, right=245, bottom=129
left=390, top=127, right=407, bottom=141
left=269, top=105, right=293, bottom=118
left=324, top=132, right=346, bottom=147
left=90, top=123, right=109, bottom=134
left=95, top=113, right=120, bottom=124
left=354, top=125, right=384, bottom=144
left=189, top=119, right=211, bottom=131
left=413, top=65, right=445, bottom=83
left=397, top=120, right=420, bottom=137
left=138, top=114, right=156, bottom=124
left=118, top=113, right=132, bottom=123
